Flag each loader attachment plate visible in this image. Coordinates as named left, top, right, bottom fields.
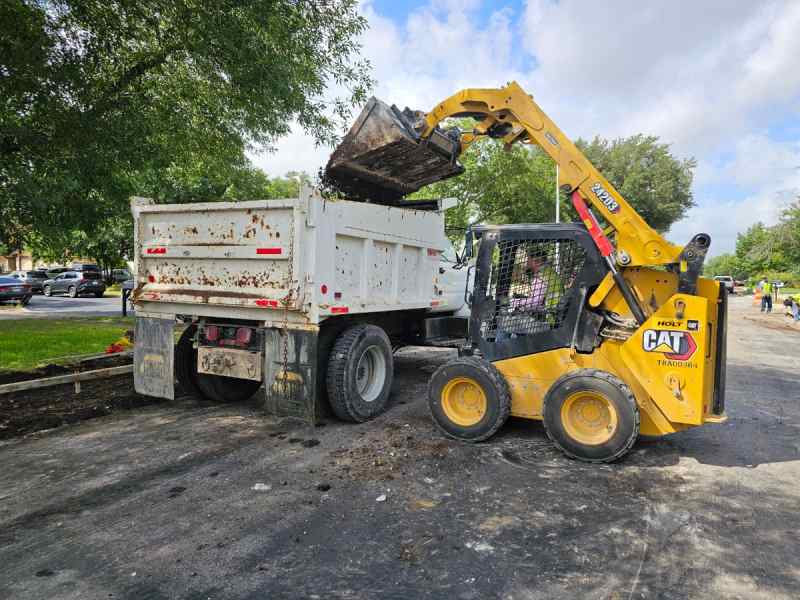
left=324, top=97, right=464, bottom=202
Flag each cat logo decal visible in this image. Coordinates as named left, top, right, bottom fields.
left=642, top=329, right=697, bottom=361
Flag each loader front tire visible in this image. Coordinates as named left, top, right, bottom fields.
left=543, top=369, right=639, bottom=463
left=427, top=357, right=511, bottom=442
left=326, top=324, right=394, bottom=422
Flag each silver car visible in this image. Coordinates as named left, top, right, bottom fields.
left=43, top=270, right=107, bottom=298
left=713, top=275, right=735, bottom=294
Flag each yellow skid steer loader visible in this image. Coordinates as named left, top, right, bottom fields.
left=326, top=82, right=727, bottom=462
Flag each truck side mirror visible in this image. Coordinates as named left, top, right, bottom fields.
left=464, top=230, right=474, bottom=259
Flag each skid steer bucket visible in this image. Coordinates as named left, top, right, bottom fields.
left=324, top=97, right=464, bottom=202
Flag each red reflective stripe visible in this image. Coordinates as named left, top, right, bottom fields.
left=330, top=306, right=349, bottom=314
left=427, top=249, right=440, bottom=256
left=430, top=300, right=441, bottom=306
left=571, top=191, right=614, bottom=257
left=256, top=248, right=282, bottom=255
left=255, top=299, right=279, bottom=308
left=146, top=247, right=166, bottom=254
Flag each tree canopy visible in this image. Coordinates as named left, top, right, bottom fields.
left=24, top=170, right=311, bottom=274
left=704, top=199, right=800, bottom=285
left=415, top=127, right=696, bottom=243
left=576, top=135, right=696, bottom=232
left=1, top=0, right=371, bottom=256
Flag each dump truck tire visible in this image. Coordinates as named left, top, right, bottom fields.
left=176, top=325, right=209, bottom=400
left=196, top=373, right=261, bottom=403
left=543, top=369, right=639, bottom=463
left=175, top=325, right=261, bottom=403
left=427, top=356, right=511, bottom=442
left=326, top=324, right=394, bottom=423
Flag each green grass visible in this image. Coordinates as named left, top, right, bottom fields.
left=104, top=283, right=122, bottom=297
left=0, top=317, right=133, bottom=372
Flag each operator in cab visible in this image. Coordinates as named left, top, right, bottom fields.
left=497, top=246, right=564, bottom=340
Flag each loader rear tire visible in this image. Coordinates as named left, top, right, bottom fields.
left=543, top=369, right=639, bottom=463
left=427, top=357, right=511, bottom=442
left=326, top=324, right=394, bottom=422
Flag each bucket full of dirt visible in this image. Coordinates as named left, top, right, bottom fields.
left=323, top=97, right=464, bottom=202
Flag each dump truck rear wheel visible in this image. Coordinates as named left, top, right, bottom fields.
left=175, top=324, right=207, bottom=400
left=175, top=324, right=261, bottom=403
left=326, top=324, right=394, bottom=422
left=196, top=373, right=261, bottom=403
left=427, top=357, right=511, bottom=442
left=543, top=369, right=639, bottom=463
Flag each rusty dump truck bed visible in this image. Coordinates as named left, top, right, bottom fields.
left=130, top=188, right=457, bottom=326
left=324, top=97, right=464, bottom=202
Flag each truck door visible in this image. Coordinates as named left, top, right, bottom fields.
left=434, top=241, right=468, bottom=313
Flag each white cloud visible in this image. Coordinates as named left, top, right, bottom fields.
left=726, top=134, right=800, bottom=190
left=250, top=127, right=329, bottom=179
left=668, top=192, right=785, bottom=257
left=254, top=0, right=800, bottom=255
left=252, top=0, right=525, bottom=178
left=668, top=134, right=800, bottom=253
left=521, top=1, right=798, bottom=150
left=520, top=0, right=800, bottom=254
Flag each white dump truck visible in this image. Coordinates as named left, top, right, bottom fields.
left=131, top=186, right=469, bottom=423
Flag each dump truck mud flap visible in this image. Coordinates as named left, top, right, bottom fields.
left=262, top=328, right=318, bottom=424
left=134, top=317, right=175, bottom=400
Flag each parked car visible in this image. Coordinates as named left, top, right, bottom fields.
left=0, top=276, right=32, bottom=305
left=70, top=263, right=101, bottom=272
left=43, top=271, right=106, bottom=298
left=112, top=268, right=132, bottom=283
left=713, top=275, right=735, bottom=294
left=45, top=266, right=70, bottom=278
left=9, top=270, right=49, bottom=294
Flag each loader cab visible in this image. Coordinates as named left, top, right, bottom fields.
left=467, top=224, right=608, bottom=361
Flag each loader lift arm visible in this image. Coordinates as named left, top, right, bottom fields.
left=420, top=81, right=683, bottom=268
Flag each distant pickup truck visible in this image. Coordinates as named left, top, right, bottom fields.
left=713, top=275, right=735, bottom=294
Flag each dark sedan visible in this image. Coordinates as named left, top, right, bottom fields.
left=0, top=276, right=32, bottom=305
left=43, top=271, right=106, bottom=298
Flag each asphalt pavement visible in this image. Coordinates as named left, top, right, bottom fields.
left=0, top=295, right=799, bottom=599
left=0, top=294, right=129, bottom=319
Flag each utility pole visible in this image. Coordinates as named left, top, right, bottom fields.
left=554, top=163, right=561, bottom=271
left=555, top=164, right=560, bottom=223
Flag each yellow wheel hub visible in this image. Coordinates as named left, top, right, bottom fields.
left=560, top=391, right=618, bottom=446
left=441, top=377, right=487, bottom=427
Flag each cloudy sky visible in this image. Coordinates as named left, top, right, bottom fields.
left=251, top=0, right=800, bottom=256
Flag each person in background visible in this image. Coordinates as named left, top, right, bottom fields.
left=783, top=296, right=800, bottom=321
left=759, top=279, right=773, bottom=313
